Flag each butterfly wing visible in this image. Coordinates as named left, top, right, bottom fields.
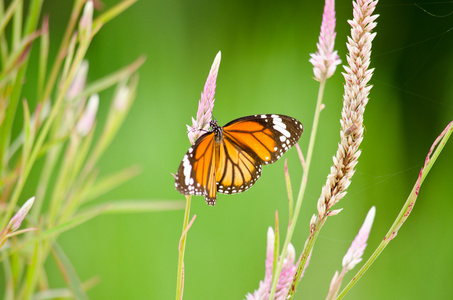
left=216, top=114, right=303, bottom=194
left=222, top=114, right=303, bottom=164
left=175, top=131, right=218, bottom=205
left=175, top=114, right=303, bottom=206
left=215, top=134, right=263, bottom=195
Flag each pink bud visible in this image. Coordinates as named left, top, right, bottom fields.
left=9, top=197, right=35, bottom=232
left=76, top=94, right=99, bottom=136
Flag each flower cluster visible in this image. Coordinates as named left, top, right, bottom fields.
left=309, top=0, right=341, bottom=81
left=245, top=228, right=297, bottom=300
left=326, top=207, right=376, bottom=299
left=187, top=51, right=221, bottom=144
left=317, top=0, right=378, bottom=219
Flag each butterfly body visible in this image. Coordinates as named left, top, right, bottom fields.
left=175, top=114, right=303, bottom=206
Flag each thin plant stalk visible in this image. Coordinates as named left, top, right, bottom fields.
left=268, top=75, right=326, bottom=299
left=40, top=0, right=85, bottom=104
left=175, top=52, right=221, bottom=299
left=269, top=0, right=341, bottom=293
left=0, top=2, right=172, bottom=299
left=0, top=0, right=44, bottom=225
left=0, top=0, right=43, bottom=199
left=1, top=19, right=91, bottom=229
left=176, top=195, right=192, bottom=300
left=23, top=0, right=43, bottom=37
left=12, top=0, right=22, bottom=50
left=284, top=0, right=378, bottom=297
left=336, top=121, right=453, bottom=299
left=37, top=15, right=48, bottom=102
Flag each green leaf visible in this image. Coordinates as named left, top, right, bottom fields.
left=37, top=15, right=49, bottom=101
left=0, top=30, right=39, bottom=83
left=75, top=56, right=145, bottom=102
left=2, top=255, right=14, bottom=300
left=37, top=133, right=71, bottom=158
left=51, top=243, right=88, bottom=300
left=32, top=276, right=100, bottom=300
left=21, top=238, right=43, bottom=300
left=21, top=100, right=32, bottom=176
left=42, top=205, right=108, bottom=239
left=100, top=200, right=185, bottom=214
left=91, top=0, right=137, bottom=36
left=84, top=165, right=141, bottom=202
left=0, top=0, right=20, bottom=38
left=24, top=0, right=44, bottom=36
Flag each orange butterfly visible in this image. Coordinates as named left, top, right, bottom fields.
left=175, top=114, right=303, bottom=206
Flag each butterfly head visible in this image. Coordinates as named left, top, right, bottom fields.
left=210, top=119, right=223, bottom=138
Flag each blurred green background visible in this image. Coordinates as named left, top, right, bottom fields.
left=16, top=0, right=453, bottom=299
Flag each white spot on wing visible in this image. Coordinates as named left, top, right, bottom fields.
left=274, top=124, right=290, bottom=138
left=182, top=155, right=192, bottom=186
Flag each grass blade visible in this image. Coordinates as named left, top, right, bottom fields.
left=51, top=243, right=88, bottom=300
left=100, top=200, right=185, bottom=214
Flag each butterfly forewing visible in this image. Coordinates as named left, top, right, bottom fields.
left=175, top=132, right=215, bottom=197
left=175, top=114, right=303, bottom=206
left=222, top=114, right=303, bottom=165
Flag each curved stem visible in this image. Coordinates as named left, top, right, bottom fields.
left=336, top=121, right=453, bottom=299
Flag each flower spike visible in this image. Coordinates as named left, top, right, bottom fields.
left=76, top=93, right=99, bottom=136
left=326, top=206, right=376, bottom=300
left=245, top=227, right=297, bottom=300
left=187, top=51, right=221, bottom=144
left=309, top=0, right=341, bottom=81
left=317, top=0, right=378, bottom=218
left=342, top=206, right=376, bottom=271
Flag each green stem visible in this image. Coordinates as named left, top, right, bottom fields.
left=0, top=16, right=91, bottom=229
left=269, top=80, right=326, bottom=298
left=0, top=0, right=20, bottom=39
left=23, top=0, right=43, bottom=36
left=0, top=0, right=42, bottom=221
left=287, top=215, right=325, bottom=298
left=176, top=195, right=192, bottom=300
left=47, top=134, right=80, bottom=227
left=40, top=0, right=84, bottom=104
left=336, top=121, right=453, bottom=299
left=12, top=0, right=22, bottom=51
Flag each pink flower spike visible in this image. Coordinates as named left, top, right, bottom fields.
left=187, top=51, right=221, bottom=144
left=245, top=227, right=297, bottom=300
left=79, top=0, right=93, bottom=41
left=328, top=271, right=340, bottom=294
left=9, top=197, right=35, bottom=232
left=67, top=60, right=89, bottom=99
left=309, top=0, right=341, bottom=81
left=113, top=85, right=130, bottom=112
left=76, top=94, right=99, bottom=136
left=342, top=206, right=376, bottom=271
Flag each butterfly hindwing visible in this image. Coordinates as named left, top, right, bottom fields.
left=215, top=136, right=262, bottom=195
